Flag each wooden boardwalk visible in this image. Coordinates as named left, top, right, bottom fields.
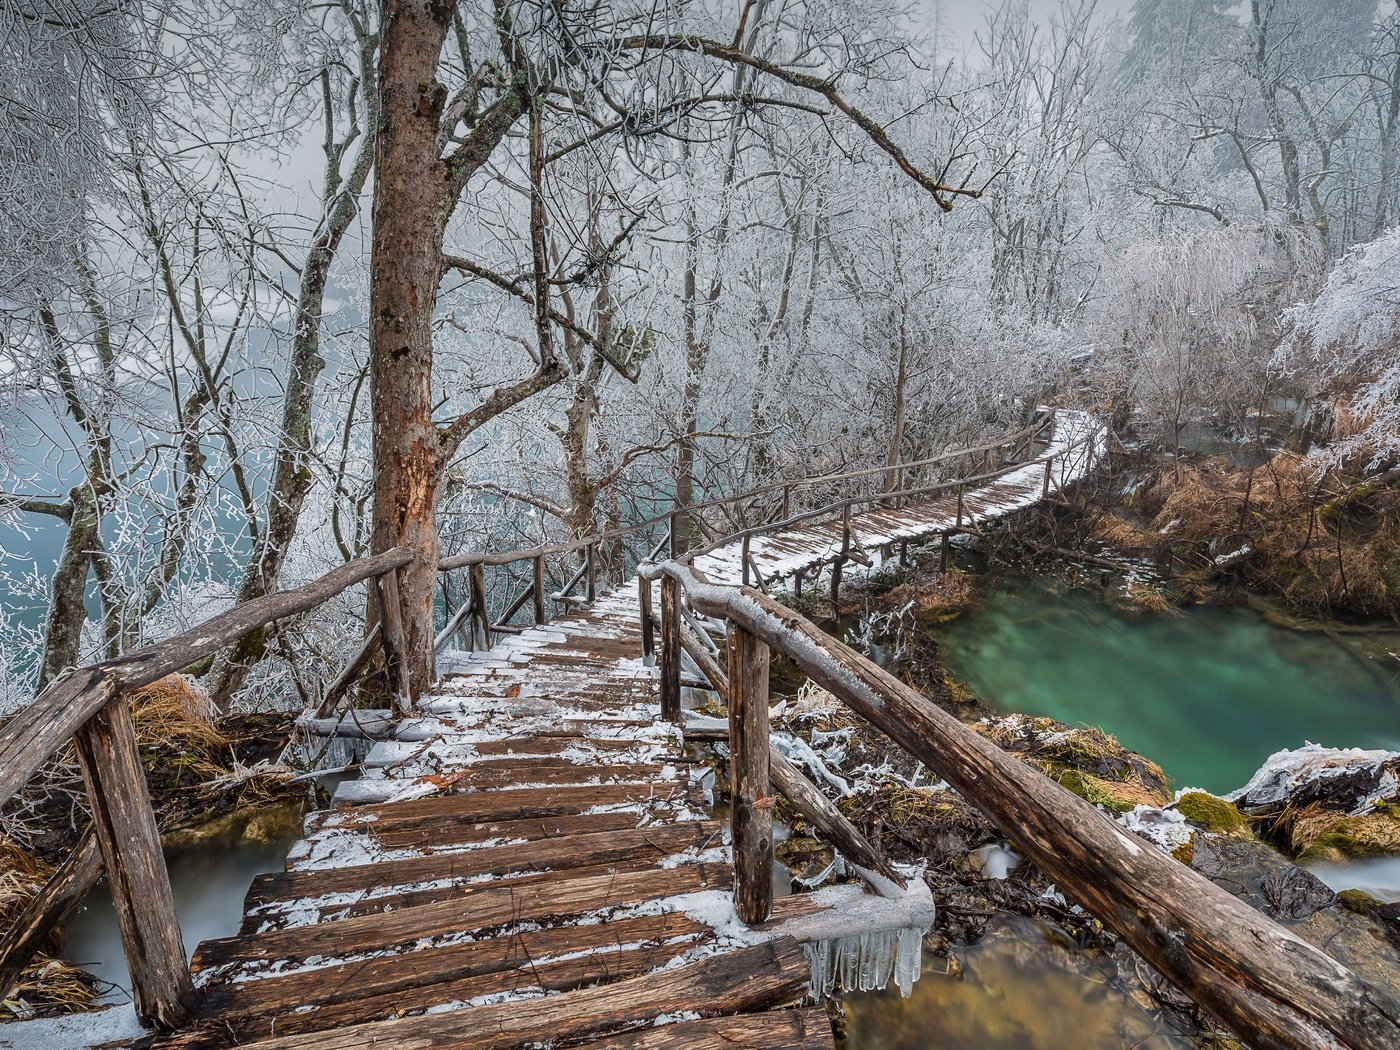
left=147, top=412, right=1101, bottom=1048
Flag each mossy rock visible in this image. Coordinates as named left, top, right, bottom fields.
left=1174, top=791, right=1250, bottom=835
left=1297, top=811, right=1400, bottom=863
left=1336, top=889, right=1386, bottom=917
left=1171, top=836, right=1196, bottom=865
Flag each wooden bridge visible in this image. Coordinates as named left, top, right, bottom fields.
left=4, top=410, right=1399, bottom=1050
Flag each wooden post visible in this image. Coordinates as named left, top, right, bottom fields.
left=741, top=534, right=751, bottom=586
left=668, top=510, right=681, bottom=558
left=793, top=567, right=803, bottom=598
left=585, top=544, right=596, bottom=603
left=727, top=623, right=773, bottom=926
left=469, top=562, right=490, bottom=651
left=659, top=574, right=682, bottom=723
left=74, top=696, right=196, bottom=1027
left=376, top=571, right=411, bottom=710
left=1043, top=456, right=1053, bottom=496
left=899, top=538, right=908, bottom=566
left=532, top=554, right=546, bottom=625
left=829, top=557, right=844, bottom=613
left=840, top=501, right=851, bottom=553
left=638, top=575, right=656, bottom=660
left=955, top=485, right=964, bottom=528
left=940, top=532, right=951, bottom=572
left=781, top=485, right=791, bottom=519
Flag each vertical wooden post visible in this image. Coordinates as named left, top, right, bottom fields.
left=741, top=533, right=751, bottom=586
left=829, top=557, right=845, bottom=612
left=955, top=485, right=965, bottom=528
left=532, top=554, right=546, bottom=625
left=841, top=501, right=851, bottom=553
left=469, top=562, right=490, bottom=651
left=376, top=571, right=411, bottom=710
left=585, top=544, right=597, bottom=603
left=793, top=567, right=804, bottom=598
left=638, top=575, right=655, bottom=661
left=727, top=623, right=773, bottom=926
left=659, top=574, right=681, bottom=723
left=781, top=485, right=791, bottom=520
left=899, top=538, right=908, bottom=566
left=75, top=696, right=196, bottom=1028
left=1042, top=456, right=1053, bottom=496
left=667, top=511, right=680, bottom=558
left=940, top=532, right=951, bottom=572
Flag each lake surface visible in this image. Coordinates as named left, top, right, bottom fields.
left=936, top=576, right=1400, bottom=793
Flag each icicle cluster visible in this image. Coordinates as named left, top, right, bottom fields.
left=803, top=925, right=924, bottom=999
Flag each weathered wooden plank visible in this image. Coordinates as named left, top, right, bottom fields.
left=197, top=911, right=709, bottom=1028
left=309, top=780, right=689, bottom=831
left=727, top=624, right=772, bottom=926
left=0, top=827, right=101, bottom=1001
left=198, top=860, right=731, bottom=972
left=234, top=938, right=812, bottom=1050
left=302, top=808, right=649, bottom=857
left=244, top=820, right=721, bottom=908
left=75, top=696, right=196, bottom=1028
left=577, top=1008, right=835, bottom=1049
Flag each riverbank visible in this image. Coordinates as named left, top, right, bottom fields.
left=769, top=554, right=1400, bottom=1047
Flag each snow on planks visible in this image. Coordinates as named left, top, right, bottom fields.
left=149, top=413, right=1098, bottom=1049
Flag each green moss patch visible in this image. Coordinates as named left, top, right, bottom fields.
left=1174, top=791, right=1250, bottom=834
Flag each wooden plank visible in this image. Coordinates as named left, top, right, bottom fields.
left=234, top=937, right=812, bottom=1050
left=577, top=1008, right=834, bottom=1049
left=727, top=624, right=772, bottom=926
left=312, top=808, right=649, bottom=856
left=309, top=780, right=689, bottom=831
left=0, top=827, right=102, bottom=1001
left=241, top=819, right=720, bottom=919
left=198, top=860, right=731, bottom=972
left=198, top=911, right=709, bottom=1026
left=75, top=695, right=196, bottom=1027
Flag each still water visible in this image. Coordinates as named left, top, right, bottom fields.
left=937, top=576, right=1400, bottom=793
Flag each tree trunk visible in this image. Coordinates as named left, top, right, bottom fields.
left=366, top=0, right=456, bottom=699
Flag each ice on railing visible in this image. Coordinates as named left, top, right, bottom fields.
left=804, top=924, right=924, bottom=998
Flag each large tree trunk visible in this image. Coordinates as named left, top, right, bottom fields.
left=366, top=0, right=456, bottom=699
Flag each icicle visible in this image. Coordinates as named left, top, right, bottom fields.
left=803, top=924, right=924, bottom=998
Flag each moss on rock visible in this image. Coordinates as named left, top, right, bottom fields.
left=1174, top=791, right=1250, bottom=834
left=1296, top=811, right=1400, bottom=863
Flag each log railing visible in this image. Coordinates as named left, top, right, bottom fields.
left=0, top=548, right=413, bottom=1028
left=644, top=559, right=1400, bottom=1050
left=432, top=409, right=1077, bottom=649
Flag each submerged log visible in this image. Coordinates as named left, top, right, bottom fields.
left=667, top=566, right=1400, bottom=1050
left=0, top=828, right=102, bottom=1002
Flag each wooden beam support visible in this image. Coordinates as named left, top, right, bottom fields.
left=768, top=751, right=903, bottom=893
left=532, top=554, right=546, bottom=624
left=638, top=575, right=655, bottom=660
left=727, top=623, right=773, bottom=926
left=75, top=696, right=196, bottom=1028
left=659, top=575, right=682, bottom=723
left=468, top=562, right=490, bottom=651
left=0, top=827, right=102, bottom=1002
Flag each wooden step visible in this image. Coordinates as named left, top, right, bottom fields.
left=310, top=780, right=695, bottom=829
left=200, top=858, right=732, bottom=972
left=332, top=759, right=687, bottom=805
left=232, top=937, right=812, bottom=1050
left=244, top=821, right=721, bottom=908
left=577, top=1007, right=835, bottom=1049
left=181, top=912, right=713, bottom=1042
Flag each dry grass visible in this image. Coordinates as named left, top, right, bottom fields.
left=875, top=570, right=979, bottom=623
left=1131, top=451, right=1400, bottom=618
left=129, top=675, right=227, bottom=754
left=0, top=837, right=100, bottom=1019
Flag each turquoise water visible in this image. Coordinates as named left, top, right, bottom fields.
left=938, top=577, right=1400, bottom=793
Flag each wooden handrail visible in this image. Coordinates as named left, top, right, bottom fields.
left=649, top=560, right=1400, bottom=1050
left=0, top=545, right=412, bottom=1029
left=435, top=415, right=1052, bottom=572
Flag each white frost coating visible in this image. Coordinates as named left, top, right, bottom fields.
left=772, top=731, right=852, bottom=796
left=1225, top=743, right=1400, bottom=812
left=0, top=1004, right=144, bottom=1049
left=1119, top=804, right=1192, bottom=853
left=969, top=843, right=1020, bottom=879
